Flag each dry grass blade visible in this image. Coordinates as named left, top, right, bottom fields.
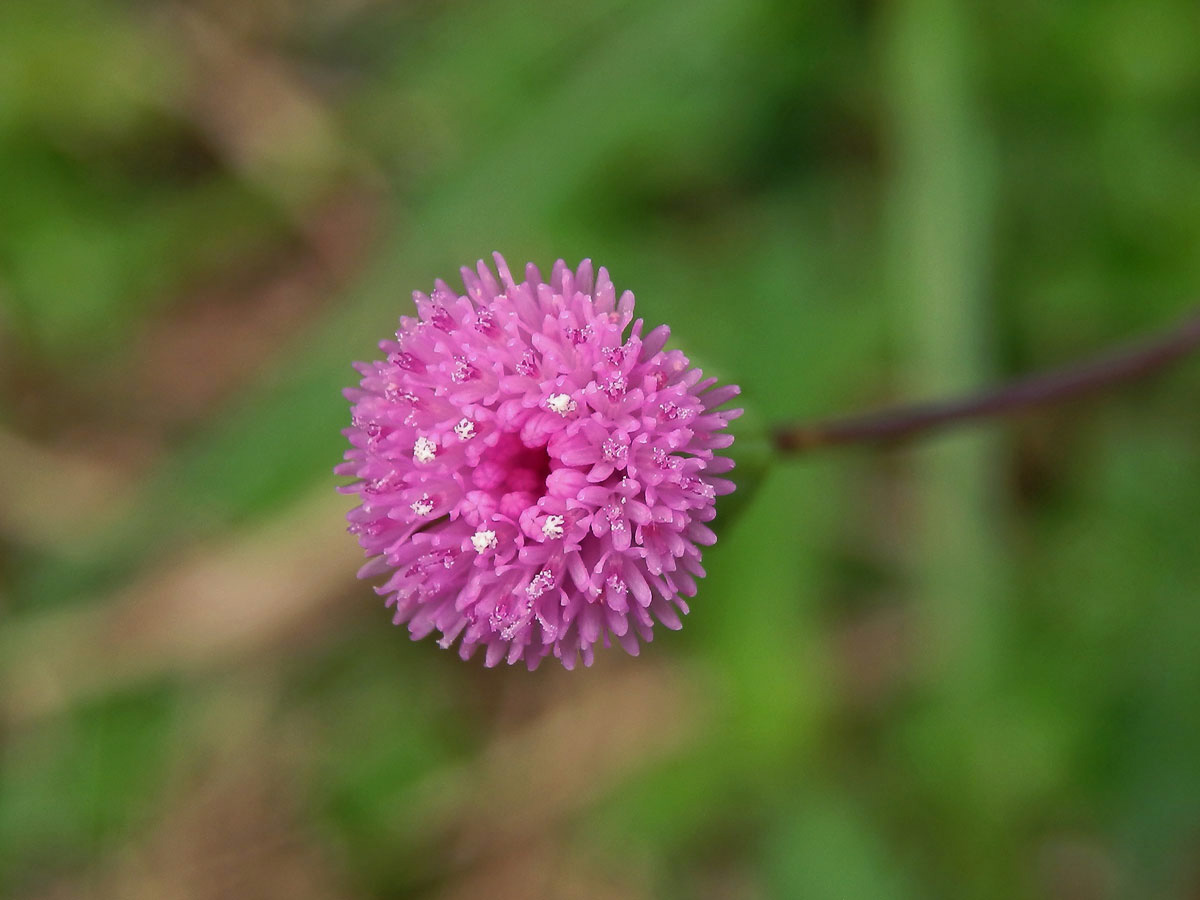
left=160, top=5, right=375, bottom=216
left=395, top=661, right=703, bottom=876
left=0, top=429, right=137, bottom=550
left=2, top=487, right=361, bottom=724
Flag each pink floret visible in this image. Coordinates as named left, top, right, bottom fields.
left=337, top=254, right=741, bottom=669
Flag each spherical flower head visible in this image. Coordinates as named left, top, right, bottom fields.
left=337, top=254, right=741, bottom=670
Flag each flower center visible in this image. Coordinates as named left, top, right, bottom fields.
left=471, top=431, right=553, bottom=498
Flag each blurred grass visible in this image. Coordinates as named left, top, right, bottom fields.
left=2, top=0, right=1200, bottom=898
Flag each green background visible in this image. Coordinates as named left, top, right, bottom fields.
left=2, top=0, right=1199, bottom=897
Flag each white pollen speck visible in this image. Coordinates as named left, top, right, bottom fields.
left=471, top=529, right=498, bottom=553
left=410, top=494, right=434, bottom=516
left=542, top=515, right=565, bottom=539
left=526, top=569, right=555, bottom=599
left=413, top=436, right=437, bottom=463
left=454, top=417, right=476, bottom=440
left=546, top=393, right=577, bottom=416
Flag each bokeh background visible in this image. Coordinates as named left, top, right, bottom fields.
left=2, top=0, right=1200, bottom=898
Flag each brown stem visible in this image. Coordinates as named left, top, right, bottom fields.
left=773, top=308, right=1200, bottom=454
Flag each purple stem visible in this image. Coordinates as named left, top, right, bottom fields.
left=773, top=308, right=1200, bottom=453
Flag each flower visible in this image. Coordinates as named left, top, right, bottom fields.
left=337, top=254, right=741, bottom=669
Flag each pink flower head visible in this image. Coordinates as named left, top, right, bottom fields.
left=337, top=254, right=741, bottom=669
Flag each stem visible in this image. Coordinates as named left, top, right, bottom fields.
left=773, top=308, right=1200, bottom=454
